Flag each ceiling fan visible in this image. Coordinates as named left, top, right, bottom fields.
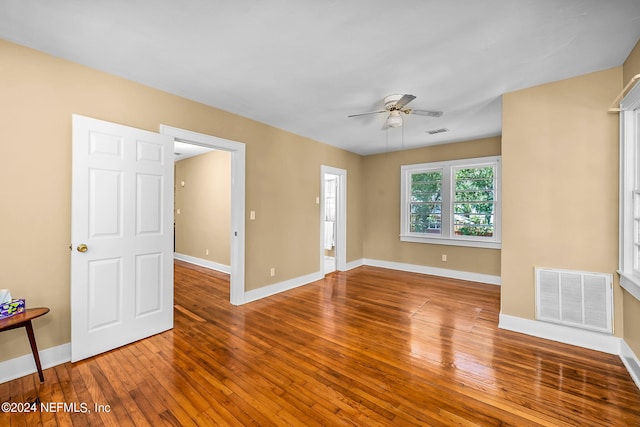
left=348, top=94, right=443, bottom=129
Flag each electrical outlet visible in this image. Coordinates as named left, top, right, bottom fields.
left=206, top=249, right=209, bottom=256
left=270, top=267, right=276, bottom=277
left=441, top=254, right=447, bottom=262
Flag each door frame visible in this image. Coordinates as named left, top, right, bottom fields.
left=160, top=125, right=246, bottom=305
left=320, top=165, right=347, bottom=274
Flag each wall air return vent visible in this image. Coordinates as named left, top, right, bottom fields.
left=535, top=267, right=613, bottom=334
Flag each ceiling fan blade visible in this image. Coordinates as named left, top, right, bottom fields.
left=410, top=109, right=443, bottom=117
left=394, top=94, right=416, bottom=109
left=347, top=110, right=386, bottom=118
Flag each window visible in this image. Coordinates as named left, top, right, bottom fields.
left=619, top=82, right=640, bottom=301
left=408, top=169, right=443, bottom=234
left=401, top=156, right=501, bottom=248
left=633, top=190, right=640, bottom=274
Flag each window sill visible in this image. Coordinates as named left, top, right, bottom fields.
left=619, top=271, right=640, bottom=302
left=400, top=235, right=501, bottom=249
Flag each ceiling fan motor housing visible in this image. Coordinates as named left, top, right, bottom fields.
left=384, top=94, right=405, bottom=111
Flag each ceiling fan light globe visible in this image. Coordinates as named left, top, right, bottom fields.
left=386, top=112, right=403, bottom=128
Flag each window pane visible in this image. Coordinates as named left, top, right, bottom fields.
left=411, top=171, right=442, bottom=203
left=454, top=223, right=494, bottom=237
left=453, top=166, right=495, bottom=238
left=454, top=212, right=494, bottom=224
left=409, top=170, right=443, bottom=234
left=454, top=202, right=494, bottom=214
left=455, top=167, right=493, bottom=181
left=411, top=192, right=441, bottom=202
left=634, top=192, right=640, bottom=273
left=455, top=168, right=494, bottom=202
left=454, top=205, right=494, bottom=223
left=455, top=179, right=494, bottom=191
left=454, top=190, right=494, bottom=202
left=410, top=203, right=441, bottom=214
left=410, top=214, right=441, bottom=234
left=635, top=219, right=640, bottom=272
left=454, top=207, right=494, bottom=236
left=412, top=171, right=442, bottom=183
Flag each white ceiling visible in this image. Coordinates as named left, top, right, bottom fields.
left=2, top=1, right=640, bottom=155
left=173, top=141, right=215, bottom=162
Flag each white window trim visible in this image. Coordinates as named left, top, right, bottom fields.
left=619, top=81, right=640, bottom=301
left=400, top=155, right=501, bottom=249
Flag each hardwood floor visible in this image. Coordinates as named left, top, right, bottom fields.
left=2, top=260, right=640, bottom=426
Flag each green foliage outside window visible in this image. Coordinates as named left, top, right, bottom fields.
left=410, top=171, right=442, bottom=233
left=453, top=167, right=494, bottom=236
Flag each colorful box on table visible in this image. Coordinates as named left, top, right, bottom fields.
left=0, top=299, right=25, bottom=319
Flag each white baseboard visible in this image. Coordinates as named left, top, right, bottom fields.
left=174, top=252, right=231, bottom=274
left=498, top=313, right=621, bottom=355
left=344, top=258, right=364, bottom=271
left=621, top=340, right=640, bottom=390
left=242, top=258, right=499, bottom=304
left=0, top=342, right=71, bottom=384
left=363, top=258, right=502, bottom=285
left=243, top=271, right=323, bottom=304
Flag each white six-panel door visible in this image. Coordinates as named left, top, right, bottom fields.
left=71, top=115, right=174, bottom=362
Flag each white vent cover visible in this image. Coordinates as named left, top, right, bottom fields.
left=535, top=267, right=613, bottom=334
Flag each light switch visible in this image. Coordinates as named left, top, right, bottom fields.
left=250, top=211, right=256, bottom=220
left=176, top=209, right=181, bottom=215
left=180, top=181, right=185, bottom=187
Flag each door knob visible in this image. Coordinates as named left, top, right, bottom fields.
left=77, top=244, right=88, bottom=253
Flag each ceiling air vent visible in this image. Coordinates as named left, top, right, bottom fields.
left=427, top=128, right=449, bottom=135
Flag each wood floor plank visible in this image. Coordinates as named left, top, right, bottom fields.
left=52, top=363, right=92, bottom=427
left=113, top=346, right=188, bottom=427
left=2, top=260, right=640, bottom=426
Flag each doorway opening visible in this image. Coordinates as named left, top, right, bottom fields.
left=161, top=125, right=246, bottom=305
left=320, top=166, right=347, bottom=275
left=173, top=143, right=231, bottom=272
left=172, top=140, right=217, bottom=253
left=323, top=173, right=338, bottom=273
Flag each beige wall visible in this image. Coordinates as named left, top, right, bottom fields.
left=623, top=39, right=640, bottom=356
left=175, top=151, right=231, bottom=266
left=362, top=137, right=502, bottom=276
left=623, top=38, right=640, bottom=85
left=0, top=39, right=363, bottom=362
left=501, top=68, right=622, bottom=334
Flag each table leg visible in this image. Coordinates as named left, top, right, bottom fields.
left=24, top=320, right=44, bottom=383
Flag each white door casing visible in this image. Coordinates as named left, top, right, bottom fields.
left=159, top=125, right=246, bottom=305
left=71, top=115, right=174, bottom=362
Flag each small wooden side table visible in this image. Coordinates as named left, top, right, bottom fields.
left=0, top=307, right=50, bottom=383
